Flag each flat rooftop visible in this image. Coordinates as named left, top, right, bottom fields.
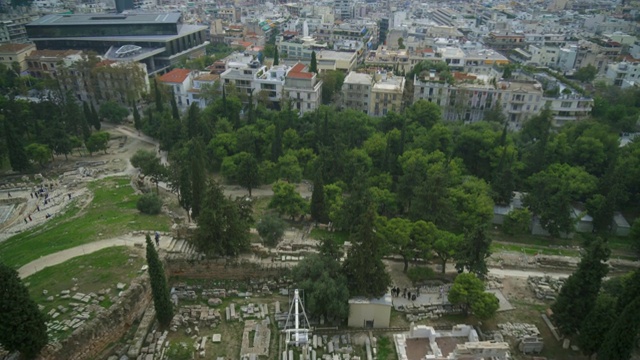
left=30, top=24, right=207, bottom=43
left=28, top=13, right=181, bottom=26
left=344, top=72, right=372, bottom=85
left=318, top=50, right=356, bottom=60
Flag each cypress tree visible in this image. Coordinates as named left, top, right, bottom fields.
left=551, top=238, right=610, bottom=335
left=133, top=102, right=142, bottom=130
left=342, top=203, right=391, bottom=298
left=597, top=297, right=640, bottom=360
left=309, top=51, right=318, bottom=73
left=310, top=167, right=328, bottom=223
left=4, top=121, right=29, bottom=172
left=154, top=78, right=164, bottom=112
left=145, top=234, right=174, bottom=327
left=186, top=102, right=199, bottom=140
left=189, top=138, right=206, bottom=220
left=90, top=103, right=101, bottom=130
left=170, top=91, right=180, bottom=120
left=82, top=101, right=92, bottom=125
left=271, top=117, right=282, bottom=162
left=273, top=46, right=279, bottom=66
left=0, top=262, right=48, bottom=358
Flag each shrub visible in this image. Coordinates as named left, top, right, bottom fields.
left=407, top=266, right=436, bottom=285
left=137, top=193, right=163, bottom=215
left=256, top=215, right=286, bottom=247
left=502, top=208, right=532, bottom=236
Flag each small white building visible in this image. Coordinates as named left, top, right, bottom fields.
left=158, top=68, right=194, bottom=107
left=347, top=293, right=392, bottom=328
left=283, top=63, right=323, bottom=116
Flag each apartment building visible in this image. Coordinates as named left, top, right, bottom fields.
left=484, top=32, right=525, bottom=54
left=283, top=63, right=322, bottom=116
left=187, top=73, right=220, bottom=108
left=545, top=95, right=593, bottom=127
left=221, top=59, right=266, bottom=98
left=605, top=61, right=640, bottom=88
left=26, top=49, right=84, bottom=78
left=316, top=50, right=358, bottom=72
left=342, top=72, right=373, bottom=114
left=0, top=43, right=36, bottom=72
left=0, top=14, right=33, bottom=44
left=370, top=72, right=405, bottom=116
left=158, top=68, right=194, bottom=106
left=255, top=65, right=290, bottom=108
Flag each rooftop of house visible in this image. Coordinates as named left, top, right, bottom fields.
left=26, top=49, right=83, bottom=60
left=344, top=71, right=373, bottom=85
left=287, top=63, right=314, bottom=79
left=158, top=68, right=191, bottom=83
left=0, top=43, right=35, bottom=53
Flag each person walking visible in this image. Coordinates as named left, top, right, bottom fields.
left=155, top=231, right=160, bottom=247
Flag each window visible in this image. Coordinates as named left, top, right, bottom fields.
left=561, top=101, right=572, bottom=108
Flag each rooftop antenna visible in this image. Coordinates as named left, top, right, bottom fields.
left=283, top=289, right=311, bottom=347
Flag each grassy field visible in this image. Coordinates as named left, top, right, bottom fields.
left=309, top=228, right=350, bottom=245
left=24, top=246, right=145, bottom=340
left=0, top=177, right=172, bottom=269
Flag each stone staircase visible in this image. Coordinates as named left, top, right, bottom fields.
left=163, top=238, right=204, bottom=260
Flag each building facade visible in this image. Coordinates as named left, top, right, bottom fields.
left=0, top=43, right=36, bottom=72
left=283, top=63, right=322, bottom=116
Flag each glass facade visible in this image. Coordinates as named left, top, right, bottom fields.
left=26, top=23, right=178, bottom=38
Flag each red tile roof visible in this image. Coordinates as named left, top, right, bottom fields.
left=289, top=63, right=306, bottom=73
left=287, top=63, right=314, bottom=79
left=96, top=59, right=117, bottom=67
left=158, top=68, right=191, bottom=83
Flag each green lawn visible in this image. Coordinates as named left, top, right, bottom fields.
left=0, top=177, right=171, bottom=269
left=309, top=228, right=350, bottom=245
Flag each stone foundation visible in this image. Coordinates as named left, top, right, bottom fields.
left=167, top=259, right=289, bottom=280
left=38, top=275, right=152, bottom=360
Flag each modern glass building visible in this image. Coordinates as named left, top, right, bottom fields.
left=26, top=13, right=208, bottom=74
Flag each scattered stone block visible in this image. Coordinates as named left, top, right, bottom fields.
left=117, top=283, right=126, bottom=290
left=563, top=339, right=570, bottom=350
left=212, top=334, right=221, bottom=343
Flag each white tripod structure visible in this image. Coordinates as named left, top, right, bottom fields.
left=283, top=289, right=311, bottom=347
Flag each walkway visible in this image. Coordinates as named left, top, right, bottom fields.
left=17, top=233, right=197, bottom=279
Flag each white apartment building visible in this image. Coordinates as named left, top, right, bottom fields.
left=605, top=61, right=640, bottom=88
left=342, top=71, right=404, bottom=116
left=221, top=59, right=266, bottom=98
left=187, top=73, right=220, bottom=109
left=158, top=68, right=194, bottom=107
left=255, top=65, right=290, bottom=108
left=283, top=63, right=323, bottom=115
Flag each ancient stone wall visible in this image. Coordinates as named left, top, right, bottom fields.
left=167, top=259, right=289, bottom=280
left=38, top=275, right=152, bottom=360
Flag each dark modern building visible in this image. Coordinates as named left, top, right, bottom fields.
left=25, top=13, right=209, bottom=74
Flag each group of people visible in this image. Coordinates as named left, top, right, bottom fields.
left=20, top=185, right=61, bottom=225
left=391, top=286, right=421, bottom=301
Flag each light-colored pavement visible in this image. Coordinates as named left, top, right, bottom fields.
left=18, top=233, right=171, bottom=279
left=488, top=267, right=571, bottom=279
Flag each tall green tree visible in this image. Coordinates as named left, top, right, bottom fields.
left=133, top=103, right=142, bottom=131
left=455, top=227, right=492, bottom=278
left=194, top=180, right=251, bottom=256
left=130, top=149, right=167, bottom=194
left=269, top=181, right=308, bottom=220
left=90, top=103, right=101, bottom=130
left=273, top=46, right=280, bottom=66
left=170, top=93, right=180, bottom=121
left=4, top=120, right=29, bottom=172
left=448, top=273, right=499, bottom=319
left=293, top=254, right=349, bottom=321
left=310, top=168, right=329, bottom=223
left=189, top=138, right=207, bottom=220
left=145, top=234, right=174, bottom=327
left=342, top=204, right=391, bottom=298
left=309, top=51, right=318, bottom=73
left=597, top=296, right=640, bottom=360
left=154, top=78, right=164, bottom=112
left=236, top=152, right=260, bottom=196
left=185, top=102, right=200, bottom=140
left=524, top=163, right=598, bottom=237
left=551, top=238, right=610, bottom=335
left=0, top=262, right=48, bottom=359
left=377, top=216, right=413, bottom=272
left=576, top=293, right=617, bottom=358
left=433, top=229, right=462, bottom=274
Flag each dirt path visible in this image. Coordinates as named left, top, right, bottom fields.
left=17, top=233, right=166, bottom=279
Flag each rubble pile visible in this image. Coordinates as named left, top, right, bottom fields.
left=527, top=276, right=566, bottom=300
left=498, top=323, right=541, bottom=339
